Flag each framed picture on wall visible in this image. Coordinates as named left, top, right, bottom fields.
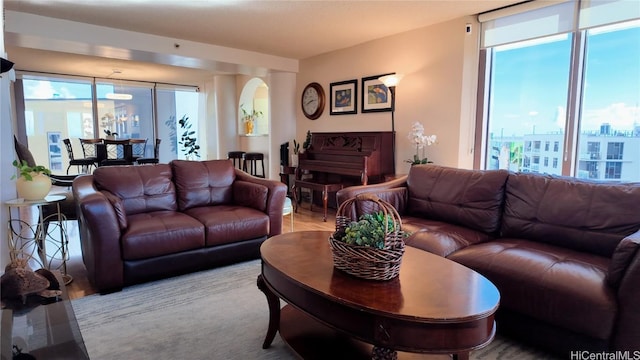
left=330, top=79, right=357, bottom=115
left=361, top=73, right=394, bottom=113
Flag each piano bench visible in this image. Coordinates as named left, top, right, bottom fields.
left=292, top=180, right=344, bottom=222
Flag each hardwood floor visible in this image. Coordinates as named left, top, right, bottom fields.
left=65, top=204, right=337, bottom=300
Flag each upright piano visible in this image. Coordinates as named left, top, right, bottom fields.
left=296, top=131, right=394, bottom=186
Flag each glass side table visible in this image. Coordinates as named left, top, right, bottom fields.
left=5, top=195, right=72, bottom=284
left=6, top=271, right=89, bottom=359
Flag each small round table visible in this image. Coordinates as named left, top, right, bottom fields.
left=5, top=194, right=73, bottom=284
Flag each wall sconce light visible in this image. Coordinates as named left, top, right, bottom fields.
left=378, top=73, right=404, bottom=174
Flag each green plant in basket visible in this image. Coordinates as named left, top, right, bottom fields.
left=335, top=211, right=399, bottom=249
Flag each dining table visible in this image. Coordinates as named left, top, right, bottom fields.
left=94, top=139, right=134, bottom=167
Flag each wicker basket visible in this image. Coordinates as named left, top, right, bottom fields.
left=329, top=193, right=405, bottom=281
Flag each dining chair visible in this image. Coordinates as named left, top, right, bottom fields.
left=63, top=138, right=97, bottom=174
left=129, top=138, right=147, bottom=162
left=137, top=138, right=161, bottom=165
left=79, top=138, right=102, bottom=161
left=101, top=139, right=134, bottom=166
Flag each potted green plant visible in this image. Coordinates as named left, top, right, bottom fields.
left=302, top=130, right=312, bottom=152
left=240, top=104, right=263, bottom=135
left=11, top=160, right=52, bottom=200
left=178, top=115, right=200, bottom=160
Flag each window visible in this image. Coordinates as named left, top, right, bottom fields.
left=605, top=162, right=622, bottom=180
left=16, top=74, right=200, bottom=169
left=478, top=1, right=640, bottom=182
left=96, top=81, right=153, bottom=142
left=606, top=142, right=624, bottom=160
left=586, top=142, right=600, bottom=160
left=157, top=88, right=200, bottom=160
left=579, top=161, right=599, bottom=179
left=20, top=77, right=94, bottom=174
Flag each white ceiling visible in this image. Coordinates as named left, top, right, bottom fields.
left=3, top=0, right=522, bottom=84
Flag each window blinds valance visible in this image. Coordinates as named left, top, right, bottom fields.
left=579, top=0, right=640, bottom=30
left=479, top=1, right=575, bottom=48
left=479, top=0, right=640, bottom=48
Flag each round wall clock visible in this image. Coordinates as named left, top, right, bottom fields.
left=301, top=82, right=325, bottom=120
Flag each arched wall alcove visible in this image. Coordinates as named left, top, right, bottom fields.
left=238, top=78, right=269, bottom=135
left=238, top=77, right=270, bottom=177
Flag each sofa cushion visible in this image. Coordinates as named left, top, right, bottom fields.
left=406, top=165, right=508, bottom=235
left=184, top=205, right=269, bottom=246
left=448, top=239, right=616, bottom=341
left=502, top=173, right=640, bottom=257
left=233, top=181, right=268, bottom=212
left=606, top=231, right=640, bottom=288
left=93, top=164, right=177, bottom=215
left=122, top=211, right=205, bottom=260
left=172, top=160, right=235, bottom=211
left=402, top=216, right=492, bottom=257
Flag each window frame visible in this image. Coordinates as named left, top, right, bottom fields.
left=474, top=2, right=639, bottom=182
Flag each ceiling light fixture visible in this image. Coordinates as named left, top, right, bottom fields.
left=105, top=93, right=133, bottom=100
left=106, top=69, right=133, bottom=100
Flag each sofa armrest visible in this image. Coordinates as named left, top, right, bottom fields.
left=336, top=176, right=409, bottom=214
left=235, top=170, right=287, bottom=237
left=72, top=175, right=125, bottom=292
left=610, top=230, right=640, bottom=350
left=233, top=181, right=268, bottom=211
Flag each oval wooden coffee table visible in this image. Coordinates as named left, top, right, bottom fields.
left=257, top=231, right=500, bottom=360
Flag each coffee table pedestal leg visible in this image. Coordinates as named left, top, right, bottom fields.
left=257, top=274, right=280, bottom=349
left=372, top=346, right=398, bottom=360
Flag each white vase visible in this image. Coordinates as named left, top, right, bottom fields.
left=290, top=154, right=299, bottom=167
left=16, top=173, right=52, bottom=200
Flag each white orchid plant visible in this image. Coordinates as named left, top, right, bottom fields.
left=406, top=122, right=437, bottom=165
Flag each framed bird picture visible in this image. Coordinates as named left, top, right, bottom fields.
left=361, top=73, right=394, bottom=113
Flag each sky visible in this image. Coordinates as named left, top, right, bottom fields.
left=489, top=20, right=640, bottom=138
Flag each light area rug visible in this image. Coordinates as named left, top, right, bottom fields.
left=71, top=260, right=560, bottom=360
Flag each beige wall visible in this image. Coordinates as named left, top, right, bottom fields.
left=297, top=16, right=479, bottom=174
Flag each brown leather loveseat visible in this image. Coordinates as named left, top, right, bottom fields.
left=73, top=159, right=287, bottom=293
left=336, top=165, right=640, bottom=355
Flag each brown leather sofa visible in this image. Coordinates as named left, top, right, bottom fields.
left=73, top=159, right=287, bottom=293
left=336, top=165, right=640, bottom=355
